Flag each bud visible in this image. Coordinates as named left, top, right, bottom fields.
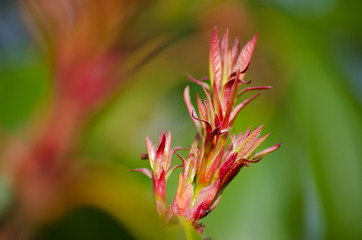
left=132, top=28, right=281, bottom=233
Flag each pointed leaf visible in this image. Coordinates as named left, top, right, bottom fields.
left=202, top=86, right=215, bottom=128
left=221, top=29, right=229, bottom=83
left=237, top=86, right=272, bottom=97
left=251, top=143, right=282, bottom=160
left=237, top=32, right=257, bottom=72
left=129, top=168, right=152, bottom=179
left=209, top=194, right=222, bottom=213
left=212, top=80, right=223, bottom=122
left=220, top=161, right=243, bottom=191
left=237, top=125, right=263, bottom=156
left=234, top=126, right=251, bottom=148
left=230, top=38, right=240, bottom=73
left=146, top=137, right=155, bottom=168
left=189, top=202, right=204, bottom=221
left=196, top=93, right=207, bottom=122
left=177, top=183, right=194, bottom=215
left=209, top=27, right=222, bottom=88
left=244, top=133, right=270, bottom=158
left=164, top=131, right=172, bottom=171
left=218, top=153, right=237, bottom=181
left=206, top=147, right=225, bottom=183
left=154, top=169, right=166, bottom=199
left=223, top=70, right=240, bottom=128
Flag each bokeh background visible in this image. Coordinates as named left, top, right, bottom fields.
left=0, top=0, right=361, bottom=239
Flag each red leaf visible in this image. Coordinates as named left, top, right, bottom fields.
left=243, top=133, right=270, bottom=158
left=218, top=153, right=237, bottom=181
left=237, top=32, right=257, bottom=73
left=194, top=179, right=220, bottom=211
left=222, top=70, right=240, bottom=128
left=212, top=80, right=223, bottom=122
left=209, top=27, right=222, bottom=88
left=238, top=86, right=272, bottom=97
left=220, top=29, right=229, bottom=83
left=232, top=126, right=251, bottom=147
left=206, top=147, right=225, bottom=183
left=229, top=38, right=240, bottom=73
left=145, top=137, right=155, bottom=167
left=189, top=202, right=204, bottom=221
left=237, top=125, right=263, bottom=157
left=252, top=143, right=282, bottom=160
left=220, top=161, right=243, bottom=190
left=154, top=169, right=166, bottom=198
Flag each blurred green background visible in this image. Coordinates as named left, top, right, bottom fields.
left=0, top=0, right=361, bottom=239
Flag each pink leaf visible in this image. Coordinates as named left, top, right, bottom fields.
left=196, top=93, right=207, bottom=122
left=237, top=32, right=257, bottom=73
left=202, top=86, right=215, bottom=127
left=252, top=143, right=282, bottom=160
left=243, top=133, right=270, bottom=158
left=145, top=137, right=155, bottom=166
left=177, top=182, right=194, bottom=215
left=209, top=27, right=222, bottom=88
left=212, top=80, right=223, bottom=122
left=237, top=125, right=264, bottom=157
left=222, top=70, right=240, bottom=128
left=128, top=168, right=152, bottom=179
left=175, top=173, right=184, bottom=198
left=238, top=86, right=272, bottom=97
left=229, top=38, right=240, bottom=73
left=221, top=29, right=229, bottom=82
left=233, top=126, right=251, bottom=147
left=164, top=131, right=172, bottom=171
